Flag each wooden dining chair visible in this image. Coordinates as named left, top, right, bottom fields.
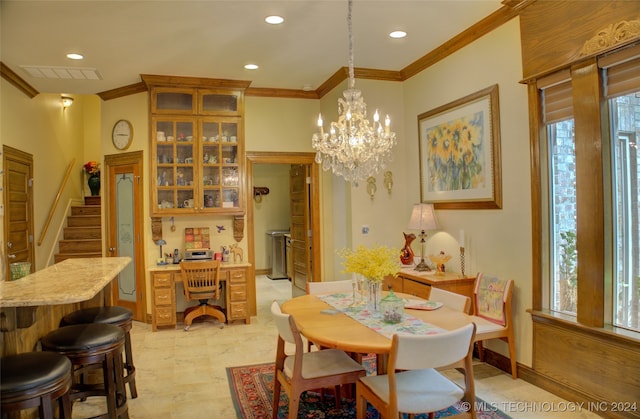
left=428, top=287, right=471, bottom=313
left=270, top=301, right=366, bottom=418
left=470, top=273, right=517, bottom=379
left=356, top=323, right=477, bottom=419
left=180, top=260, right=226, bottom=331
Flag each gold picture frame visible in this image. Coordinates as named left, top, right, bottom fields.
left=418, top=84, right=502, bottom=209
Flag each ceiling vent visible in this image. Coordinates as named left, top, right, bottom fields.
left=20, top=65, right=102, bottom=80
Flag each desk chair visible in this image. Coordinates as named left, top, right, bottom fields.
left=428, top=287, right=471, bottom=313
left=470, top=273, right=517, bottom=379
left=180, top=260, right=226, bottom=331
left=270, top=301, right=366, bottom=418
left=356, top=323, right=477, bottom=419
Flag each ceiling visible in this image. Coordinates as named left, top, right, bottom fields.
left=1, top=1, right=504, bottom=96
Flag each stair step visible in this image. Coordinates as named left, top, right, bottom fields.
left=59, top=239, right=102, bottom=253
left=71, top=205, right=101, bottom=216
left=55, top=252, right=102, bottom=263
left=67, top=215, right=101, bottom=227
left=64, top=226, right=102, bottom=240
left=84, top=196, right=101, bottom=206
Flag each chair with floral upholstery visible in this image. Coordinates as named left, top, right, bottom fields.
left=470, top=273, right=517, bottom=379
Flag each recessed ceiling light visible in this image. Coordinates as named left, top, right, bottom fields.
left=389, top=31, right=407, bottom=39
left=265, top=15, right=284, bottom=25
left=244, top=64, right=259, bottom=70
left=66, top=53, right=84, bottom=60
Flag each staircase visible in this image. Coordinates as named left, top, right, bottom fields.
left=54, top=196, right=102, bottom=263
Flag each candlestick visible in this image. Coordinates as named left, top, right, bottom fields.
left=459, top=246, right=466, bottom=276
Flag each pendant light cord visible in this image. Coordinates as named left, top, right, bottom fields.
left=348, top=0, right=355, bottom=90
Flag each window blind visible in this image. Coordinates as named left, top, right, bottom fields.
left=542, top=80, right=573, bottom=124
left=604, top=56, right=640, bottom=98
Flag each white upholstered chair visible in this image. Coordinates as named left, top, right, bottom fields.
left=271, top=301, right=366, bottom=418
left=356, top=323, right=477, bottom=419
left=470, top=273, right=517, bottom=379
left=428, top=287, right=471, bottom=313
left=306, top=279, right=353, bottom=295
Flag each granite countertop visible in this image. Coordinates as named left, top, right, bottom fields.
left=0, top=257, right=132, bottom=308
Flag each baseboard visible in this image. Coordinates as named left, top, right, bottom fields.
left=255, top=269, right=269, bottom=276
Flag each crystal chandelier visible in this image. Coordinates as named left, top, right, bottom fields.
left=312, top=0, right=396, bottom=186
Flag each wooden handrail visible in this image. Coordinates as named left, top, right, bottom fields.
left=38, top=158, right=76, bottom=246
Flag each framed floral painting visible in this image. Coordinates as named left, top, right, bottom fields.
left=418, top=84, right=502, bottom=209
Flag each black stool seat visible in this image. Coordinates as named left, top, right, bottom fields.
left=43, top=323, right=124, bottom=353
left=61, top=306, right=138, bottom=399
left=42, top=323, right=128, bottom=419
left=1, top=352, right=72, bottom=419
left=62, top=306, right=132, bottom=326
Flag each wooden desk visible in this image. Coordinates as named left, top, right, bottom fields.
left=281, top=293, right=475, bottom=358
left=0, top=257, right=132, bottom=356
left=383, top=268, right=476, bottom=313
left=149, top=262, right=251, bottom=331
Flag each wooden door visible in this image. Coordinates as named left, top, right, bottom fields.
left=2, top=146, right=34, bottom=281
left=105, top=152, right=147, bottom=321
left=289, top=164, right=312, bottom=292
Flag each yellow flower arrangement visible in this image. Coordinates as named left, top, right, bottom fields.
left=339, top=245, right=401, bottom=283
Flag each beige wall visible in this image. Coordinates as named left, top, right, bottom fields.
left=252, top=164, right=291, bottom=271
left=402, top=19, right=532, bottom=365
left=0, top=81, right=88, bottom=272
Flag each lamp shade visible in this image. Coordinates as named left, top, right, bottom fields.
left=407, top=203, right=438, bottom=231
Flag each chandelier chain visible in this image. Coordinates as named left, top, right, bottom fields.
left=311, top=0, right=397, bottom=186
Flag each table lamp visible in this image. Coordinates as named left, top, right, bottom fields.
left=156, top=239, right=167, bottom=258
left=407, top=203, right=439, bottom=271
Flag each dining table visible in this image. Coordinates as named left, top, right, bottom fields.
left=281, top=291, right=479, bottom=374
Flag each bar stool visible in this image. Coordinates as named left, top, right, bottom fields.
left=1, top=352, right=72, bottom=419
left=42, top=323, right=128, bottom=419
left=61, top=306, right=137, bottom=398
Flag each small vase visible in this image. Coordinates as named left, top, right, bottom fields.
left=367, top=280, right=382, bottom=313
left=87, top=174, right=100, bottom=196
left=400, top=232, right=416, bottom=265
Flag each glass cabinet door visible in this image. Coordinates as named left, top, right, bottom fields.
left=153, top=117, right=196, bottom=212
left=199, top=118, right=241, bottom=210
left=199, top=89, right=241, bottom=115
left=152, top=88, right=195, bottom=114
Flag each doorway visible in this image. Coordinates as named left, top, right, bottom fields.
left=246, top=152, right=321, bottom=311
left=104, top=152, right=147, bottom=321
left=2, top=146, right=34, bottom=281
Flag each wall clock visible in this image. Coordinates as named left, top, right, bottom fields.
left=112, top=119, right=133, bottom=150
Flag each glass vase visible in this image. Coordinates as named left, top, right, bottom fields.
left=367, top=280, right=382, bottom=312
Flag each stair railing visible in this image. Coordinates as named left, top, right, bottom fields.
left=38, top=158, right=75, bottom=246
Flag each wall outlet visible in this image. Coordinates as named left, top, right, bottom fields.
left=361, top=225, right=370, bottom=235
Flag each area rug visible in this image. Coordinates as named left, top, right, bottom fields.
left=226, top=362, right=511, bottom=419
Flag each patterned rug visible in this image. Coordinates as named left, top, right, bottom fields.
left=226, top=362, right=511, bottom=419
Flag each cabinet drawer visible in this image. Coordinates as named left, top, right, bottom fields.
left=228, top=284, right=246, bottom=302
left=383, top=275, right=403, bottom=292
left=154, top=288, right=174, bottom=306
left=154, top=272, right=173, bottom=287
left=228, top=269, right=246, bottom=284
left=155, top=306, right=176, bottom=325
left=403, top=279, right=430, bottom=299
left=228, top=302, right=247, bottom=319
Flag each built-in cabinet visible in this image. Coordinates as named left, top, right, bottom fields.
left=150, top=264, right=250, bottom=331
left=143, top=76, right=250, bottom=217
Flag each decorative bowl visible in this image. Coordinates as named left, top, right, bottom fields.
left=10, top=262, right=31, bottom=280
left=428, top=254, right=452, bottom=274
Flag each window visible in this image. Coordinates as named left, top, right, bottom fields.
left=538, top=50, right=640, bottom=333
left=609, top=94, right=640, bottom=330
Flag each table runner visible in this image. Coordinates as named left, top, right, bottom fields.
left=318, top=293, right=446, bottom=339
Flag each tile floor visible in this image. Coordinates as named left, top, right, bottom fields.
left=73, top=275, right=600, bottom=418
